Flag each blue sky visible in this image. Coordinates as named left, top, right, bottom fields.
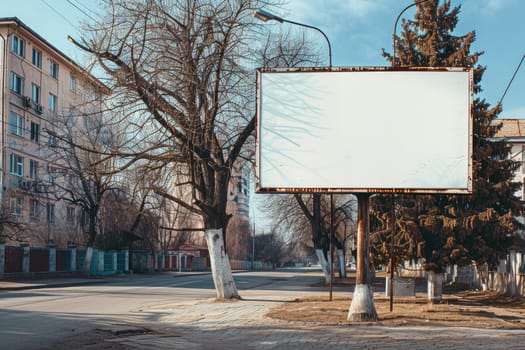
left=283, top=0, right=525, bottom=119
left=0, top=0, right=523, bottom=118
left=1, top=0, right=522, bottom=230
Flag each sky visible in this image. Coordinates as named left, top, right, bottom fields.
left=0, top=0, right=522, bottom=115
left=0, top=0, right=523, bottom=230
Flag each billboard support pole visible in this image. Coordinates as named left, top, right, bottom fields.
left=329, top=194, right=334, bottom=301
left=348, top=193, right=378, bottom=321
left=389, top=194, right=395, bottom=312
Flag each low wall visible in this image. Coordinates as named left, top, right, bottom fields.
left=0, top=244, right=129, bottom=279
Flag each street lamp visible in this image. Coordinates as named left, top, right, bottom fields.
left=254, top=9, right=335, bottom=299
left=253, top=9, right=332, bottom=67
left=392, top=0, right=433, bottom=66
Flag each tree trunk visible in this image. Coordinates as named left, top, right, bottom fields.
left=338, top=249, right=347, bottom=279
left=427, top=270, right=443, bottom=303
left=315, top=249, right=330, bottom=283
left=475, top=263, right=489, bottom=291
left=206, top=228, right=239, bottom=299
left=83, top=247, right=93, bottom=275
left=348, top=193, right=377, bottom=321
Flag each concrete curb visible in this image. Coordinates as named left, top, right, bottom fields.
left=0, top=269, right=250, bottom=292
left=0, top=278, right=108, bottom=291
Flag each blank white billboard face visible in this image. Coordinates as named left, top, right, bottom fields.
left=256, top=67, right=472, bottom=193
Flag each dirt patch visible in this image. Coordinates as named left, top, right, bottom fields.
left=266, top=291, right=525, bottom=329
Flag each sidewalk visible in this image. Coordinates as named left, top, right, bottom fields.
left=6, top=271, right=525, bottom=349
left=41, top=287, right=525, bottom=350
left=0, top=271, right=212, bottom=291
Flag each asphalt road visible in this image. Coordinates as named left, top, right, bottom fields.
left=0, top=269, right=327, bottom=349
left=3, top=269, right=525, bottom=349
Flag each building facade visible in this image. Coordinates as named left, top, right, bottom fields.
left=492, top=118, right=525, bottom=200
left=0, top=17, right=104, bottom=246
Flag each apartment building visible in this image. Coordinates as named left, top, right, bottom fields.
left=229, top=163, right=250, bottom=220
left=492, top=118, right=525, bottom=200
left=0, top=17, right=105, bottom=246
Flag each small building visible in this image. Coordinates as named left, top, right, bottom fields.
left=176, top=244, right=209, bottom=259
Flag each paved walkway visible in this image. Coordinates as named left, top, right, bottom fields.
left=5, top=274, right=525, bottom=349
left=38, top=287, right=525, bottom=350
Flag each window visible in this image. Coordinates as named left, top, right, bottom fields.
left=69, top=73, right=76, bottom=91
left=29, top=159, right=39, bottom=180
left=48, top=93, right=57, bottom=112
left=47, top=166, right=56, bottom=185
left=30, top=199, right=40, bottom=219
left=31, top=83, right=40, bottom=104
left=9, top=154, right=24, bottom=176
left=46, top=203, right=55, bottom=223
left=9, top=112, right=24, bottom=137
left=12, top=35, right=25, bottom=57
left=50, top=60, right=59, bottom=79
left=10, top=72, right=24, bottom=94
left=10, top=197, right=23, bottom=216
left=32, top=48, right=42, bottom=68
left=30, top=122, right=40, bottom=143
left=237, top=181, right=243, bottom=194
left=523, top=177, right=525, bottom=200
left=48, top=132, right=58, bottom=147
left=522, top=146, right=525, bottom=174
left=67, top=207, right=75, bottom=223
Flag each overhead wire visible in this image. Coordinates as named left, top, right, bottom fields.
left=499, top=53, right=525, bottom=106
left=69, top=0, right=99, bottom=18
left=65, top=0, right=98, bottom=23
left=40, top=0, right=79, bottom=32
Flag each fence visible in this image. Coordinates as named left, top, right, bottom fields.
left=444, top=251, right=525, bottom=297
left=484, top=251, right=525, bottom=296
left=139, top=253, right=272, bottom=272
left=0, top=244, right=129, bottom=278
left=0, top=244, right=272, bottom=279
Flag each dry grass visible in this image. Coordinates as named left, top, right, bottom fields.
left=266, top=292, right=525, bottom=328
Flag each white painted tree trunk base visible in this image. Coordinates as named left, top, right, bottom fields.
left=83, top=247, right=93, bottom=276
left=315, top=249, right=330, bottom=284
left=338, top=249, right=346, bottom=279
left=428, top=271, right=443, bottom=303
left=348, top=284, right=378, bottom=322
left=206, top=229, right=239, bottom=299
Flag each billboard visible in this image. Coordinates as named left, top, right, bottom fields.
left=256, top=67, right=473, bottom=194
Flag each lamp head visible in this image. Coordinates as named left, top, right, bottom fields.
left=253, top=9, right=284, bottom=23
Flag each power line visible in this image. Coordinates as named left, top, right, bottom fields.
left=40, top=0, right=78, bottom=30
left=70, top=0, right=99, bottom=17
left=499, top=53, right=525, bottom=106
left=65, top=0, right=98, bottom=23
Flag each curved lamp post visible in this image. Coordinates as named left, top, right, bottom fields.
left=254, top=9, right=336, bottom=301
left=392, top=0, right=434, bottom=66
left=253, top=9, right=332, bottom=67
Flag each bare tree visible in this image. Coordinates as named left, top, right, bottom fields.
left=0, top=193, right=29, bottom=244
left=45, top=98, right=116, bottom=272
left=255, top=227, right=291, bottom=269
left=265, top=193, right=356, bottom=282
left=70, top=0, right=318, bottom=298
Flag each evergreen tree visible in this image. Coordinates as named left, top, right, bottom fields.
left=371, top=0, right=522, bottom=274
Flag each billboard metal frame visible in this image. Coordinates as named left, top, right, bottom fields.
left=255, top=66, right=473, bottom=194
